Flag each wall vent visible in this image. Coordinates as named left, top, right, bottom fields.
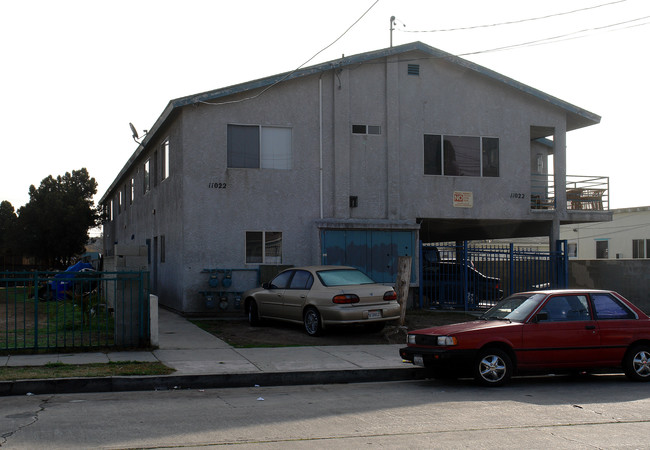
left=407, top=64, right=420, bottom=76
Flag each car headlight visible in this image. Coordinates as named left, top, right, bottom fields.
left=437, top=336, right=457, bottom=346
left=408, top=335, right=417, bottom=344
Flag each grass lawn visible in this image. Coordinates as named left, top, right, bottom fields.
left=0, top=361, right=174, bottom=381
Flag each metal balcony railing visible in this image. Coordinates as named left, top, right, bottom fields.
left=530, top=174, right=609, bottom=211
left=566, top=175, right=609, bottom=210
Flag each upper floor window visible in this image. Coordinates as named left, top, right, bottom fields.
left=227, top=124, right=291, bottom=169
left=424, top=134, right=499, bottom=177
left=129, top=177, right=135, bottom=204
left=143, top=159, right=151, bottom=193
left=161, top=139, right=170, bottom=180
left=352, top=124, right=381, bottom=135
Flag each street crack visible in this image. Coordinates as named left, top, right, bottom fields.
left=0, top=395, right=53, bottom=447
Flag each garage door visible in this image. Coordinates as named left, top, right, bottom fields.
left=321, top=230, right=415, bottom=283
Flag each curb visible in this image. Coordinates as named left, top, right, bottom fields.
left=0, top=367, right=427, bottom=397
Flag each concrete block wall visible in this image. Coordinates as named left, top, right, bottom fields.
left=569, top=259, right=650, bottom=313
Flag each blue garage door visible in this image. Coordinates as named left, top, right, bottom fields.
left=321, top=230, right=415, bottom=283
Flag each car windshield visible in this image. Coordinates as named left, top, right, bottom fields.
left=317, top=269, right=375, bottom=287
left=481, top=293, right=546, bottom=322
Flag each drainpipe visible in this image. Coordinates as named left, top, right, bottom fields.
left=319, top=73, right=324, bottom=219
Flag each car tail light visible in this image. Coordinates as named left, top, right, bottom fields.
left=383, top=290, right=397, bottom=301
left=332, top=294, right=360, bottom=304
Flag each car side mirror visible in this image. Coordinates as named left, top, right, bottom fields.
left=262, top=282, right=271, bottom=289
left=533, top=311, right=548, bottom=323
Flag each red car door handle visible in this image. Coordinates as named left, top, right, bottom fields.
left=585, top=325, right=596, bottom=330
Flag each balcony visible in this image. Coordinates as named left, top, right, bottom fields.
left=531, top=174, right=609, bottom=211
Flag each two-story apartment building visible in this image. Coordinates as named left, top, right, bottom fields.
left=100, top=41, right=609, bottom=314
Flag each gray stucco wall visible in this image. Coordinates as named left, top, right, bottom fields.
left=102, top=47, right=600, bottom=314
left=569, top=260, right=650, bottom=313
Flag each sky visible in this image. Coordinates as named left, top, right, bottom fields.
left=1, top=0, right=648, bottom=213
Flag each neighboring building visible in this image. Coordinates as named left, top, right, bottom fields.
left=100, top=41, right=610, bottom=314
left=561, top=206, right=650, bottom=259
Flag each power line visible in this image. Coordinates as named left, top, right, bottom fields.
left=199, top=0, right=379, bottom=107
left=569, top=222, right=650, bottom=241
left=399, top=0, right=630, bottom=33
left=456, top=15, right=650, bottom=56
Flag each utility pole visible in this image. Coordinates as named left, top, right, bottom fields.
left=390, top=16, right=405, bottom=48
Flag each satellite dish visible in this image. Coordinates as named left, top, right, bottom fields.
left=129, top=122, right=139, bottom=140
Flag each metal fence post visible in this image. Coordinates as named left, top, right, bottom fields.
left=33, top=271, right=39, bottom=350
left=418, top=240, right=423, bottom=309
left=509, top=243, right=515, bottom=296
left=462, top=241, right=468, bottom=311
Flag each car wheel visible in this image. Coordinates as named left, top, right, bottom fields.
left=247, top=300, right=261, bottom=326
left=624, top=345, right=650, bottom=381
left=303, top=307, right=322, bottom=336
left=474, top=348, right=513, bottom=386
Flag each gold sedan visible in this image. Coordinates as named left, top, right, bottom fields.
left=243, top=266, right=401, bottom=336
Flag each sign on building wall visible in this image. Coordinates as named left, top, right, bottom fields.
left=453, top=191, right=473, bottom=208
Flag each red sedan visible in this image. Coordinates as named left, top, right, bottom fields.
left=400, top=289, right=650, bottom=386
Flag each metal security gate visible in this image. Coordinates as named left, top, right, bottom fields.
left=419, top=241, right=567, bottom=310
left=1, top=271, right=150, bottom=351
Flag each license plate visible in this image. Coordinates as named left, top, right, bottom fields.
left=414, top=355, right=424, bottom=367
left=368, top=310, right=381, bottom=319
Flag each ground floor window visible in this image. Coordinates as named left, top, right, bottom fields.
left=160, top=235, right=165, bottom=263
left=246, top=231, right=282, bottom=264
left=632, top=239, right=649, bottom=259
left=567, top=242, right=577, bottom=258
left=596, top=240, right=609, bottom=259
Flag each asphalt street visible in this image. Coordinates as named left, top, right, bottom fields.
left=1, top=376, right=649, bottom=449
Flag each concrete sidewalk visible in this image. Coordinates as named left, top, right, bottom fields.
left=0, top=309, right=423, bottom=396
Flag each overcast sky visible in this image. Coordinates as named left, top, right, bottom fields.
left=1, top=0, right=648, bottom=212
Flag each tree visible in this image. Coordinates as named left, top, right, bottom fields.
left=0, top=201, right=18, bottom=266
left=17, top=168, right=99, bottom=268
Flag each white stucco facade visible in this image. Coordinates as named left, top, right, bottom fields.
left=562, top=206, right=650, bottom=260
